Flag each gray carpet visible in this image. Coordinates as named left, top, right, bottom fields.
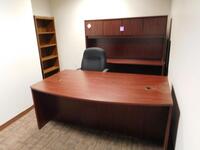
left=0, top=109, right=162, bottom=150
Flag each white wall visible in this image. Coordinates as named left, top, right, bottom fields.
left=1, top=0, right=199, bottom=149
left=31, top=0, right=52, bottom=16
left=169, top=0, right=200, bottom=149
left=50, top=0, right=171, bottom=70
left=0, top=0, right=42, bottom=125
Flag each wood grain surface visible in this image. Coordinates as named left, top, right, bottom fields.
left=31, top=70, right=172, bottom=106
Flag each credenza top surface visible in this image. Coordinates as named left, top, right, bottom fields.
left=31, top=70, right=173, bottom=106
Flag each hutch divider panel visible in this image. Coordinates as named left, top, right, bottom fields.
left=85, top=16, right=168, bottom=75
left=34, top=16, right=60, bottom=78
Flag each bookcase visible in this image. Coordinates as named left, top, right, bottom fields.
left=34, top=16, right=60, bottom=78
left=85, top=16, right=168, bottom=75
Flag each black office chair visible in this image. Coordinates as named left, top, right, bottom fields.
left=81, top=47, right=107, bottom=72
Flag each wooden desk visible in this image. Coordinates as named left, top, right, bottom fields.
left=31, top=70, right=173, bottom=150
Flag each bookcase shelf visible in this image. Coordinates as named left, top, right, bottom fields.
left=38, top=31, right=55, bottom=35
left=34, top=16, right=60, bottom=79
left=42, top=55, right=58, bottom=62
left=40, top=43, right=56, bottom=48
left=43, top=66, right=59, bottom=74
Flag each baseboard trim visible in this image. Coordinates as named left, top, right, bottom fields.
left=0, top=105, right=34, bottom=131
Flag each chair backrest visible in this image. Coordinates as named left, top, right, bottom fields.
left=81, top=47, right=106, bottom=71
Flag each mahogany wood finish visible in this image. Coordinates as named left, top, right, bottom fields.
left=34, top=16, right=60, bottom=79
left=85, top=16, right=168, bottom=75
left=107, top=58, right=163, bottom=66
left=143, top=17, right=167, bottom=36
left=122, top=18, right=143, bottom=36
left=103, top=20, right=121, bottom=35
left=87, top=38, right=164, bottom=59
left=31, top=70, right=173, bottom=149
left=85, top=20, right=103, bottom=36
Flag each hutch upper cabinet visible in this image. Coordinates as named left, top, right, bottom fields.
left=85, top=16, right=168, bottom=75
left=143, top=17, right=167, bottom=36
left=85, top=20, right=103, bottom=36
left=103, top=20, right=122, bottom=36
left=122, top=18, right=143, bottom=36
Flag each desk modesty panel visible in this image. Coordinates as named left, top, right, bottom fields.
left=31, top=70, right=173, bottom=150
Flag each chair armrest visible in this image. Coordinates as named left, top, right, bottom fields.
left=103, top=68, right=109, bottom=72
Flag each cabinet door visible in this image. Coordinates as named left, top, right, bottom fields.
left=122, top=18, right=143, bottom=36
left=85, top=20, right=103, bottom=36
left=103, top=20, right=121, bottom=36
left=143, top=16, right=167, bottom=36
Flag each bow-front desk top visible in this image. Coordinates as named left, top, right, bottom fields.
left=31, top=70, right=173, bottom=106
